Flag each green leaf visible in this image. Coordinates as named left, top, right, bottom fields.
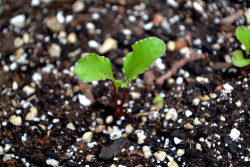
left=236, top=26, right=250, bottom=55
left=74, top=53, right=114, bottom=82
left=232, top=50, right=250, bottom=67
left=113, top=80, right=123, bottom=93
left=123, top=37, right=166, bottom=82
left=121, top=81, right=129, bottom=88
left=150, top=95, right=164, bottom=111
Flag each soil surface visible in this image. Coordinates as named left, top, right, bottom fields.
left=0, top=0, right=249, bottom=167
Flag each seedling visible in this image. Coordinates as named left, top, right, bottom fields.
left=75, top=37, right=166, bottom=120
left=150, top=95, right=164, bottom=111
left=232, top=26, right=250, bottom=67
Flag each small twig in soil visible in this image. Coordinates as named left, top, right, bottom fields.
left=156, top=49, right=206, bottom=85
left=221, top=10, right=243, bottom=24
left=125, top=110, right=158, bottom=122
left=212, top=62, right=232, bottom=70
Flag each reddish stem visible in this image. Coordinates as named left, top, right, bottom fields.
left=119, top=87, right=129, bottom=118
left=112, top=81, right=118, bottom=120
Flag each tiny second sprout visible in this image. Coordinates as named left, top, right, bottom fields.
left=232, top=26, right=250, bottom=67
left=74, top=37, right=166, bottom=120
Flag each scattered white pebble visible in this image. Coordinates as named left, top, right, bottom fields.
left=179, top=47, right=190, bottom=57
left=106, top=115, right=113, bottom=124
left=65, top=15, right=73, bottom=23
left=155, top=58, right=165, bottom=70
left=177, top=149, right=185, bottom=156
left=130, top=92, right=141, bottom=100
left=53, top=118, right=60, bottom=124
left=72, top=0, right=85, bottom=13
left=4, top=144, right=11, bottom=152
left=142, top=13, right=149, bottom=21
left=154, top=151, right=167, bottom=161
left=167, top=41, right=176, bottom=51
left=67, top=122, right=76, bottom=131
left=193, top=117, right=202, bottom=126
left=56, top=11, right=65, bottom=23
left=223, top=83, right=234, bottom=93
left=86, top=22, right=95, bottom=30
left=78, top=94, right=91, bottom=106
left=95, top=125, right=105, bottom=133
left=169, top=15, right=179, bottom=24
left=22, top=85, right=35, bottom=96
left=87, top=142, right=97, bottom=148
left=3, top=65, right=9, bottom=72
left=10, top=14, right=26, bottom=28
left=137, top=137, right=145, bottom=144
left=196, top=143, right=202, bottom=151
left=88, top=40, right=99, bottom=49
left=122, top=29, right=132, bottom=36
left=42, top=64, right=54, bottom=73
left=165, top=108, right=178, bottom=121
left=167, top=0, right=179, bottom=8
left=192, top=98, right=200, bottom=106
left=10, top=115, right=22, bottom=126
left=49, top=44, right=61, bottom=58
left=235, top=100, right=241, bottom=107
left=25, top=107, right=38, bottom=121
left=31, top=0, right=40, bottom=6
left=2, top=121, right=7, bottom=126
left=168, top=161, right=179, bottom=167
left=166, top=155, right=174, bottom=162
left=21, top=135, right=27, bottom=142
left=32, top=72, right=42, bottom=84
left=196, top=76, right=209, bottom=83
left=12, top=81, right=19, bottom=90
left=82, top=131, right=93, bottom=143
left=85, top=154, right=94, bottom=162
left=10, top=62, right=17, bottom=71
left=244, top=8, right=250, bottom=24
left=143, top=146, right=152, bottom=159
left=185, top=110, right=192, bottom=117
left=229, top=128, right=240, bottom=141
left=164, top=138, right=170, bottom=148
left=92, top=13, right=100, bottom=20
left=176, top=77, right=183, bottom=85
left=98, top=38, right=118, bottom=54
left=129, top=146, right=135, bottom=152
left=174, top=137, right=182, bottom=145
left=143, top=22, right=154, bottom=30
left=125, top=124, right=134, bottom=134
left=193, top=38, right=201, bottom=46
left=220, top=115, right=226, bottom=121
left=184, top=123, right=194, bottom=130
left=128, top=15, right=136, bottom=22
left=0, top=146, right=4, bottom=155
left=110, top=126, right=122, bottom=140
left=193, top=2, right=204, bottom=13
left=3, top=154, right=12, bottom=162
left=199, top=137, right=205, bottom=142
left=46, top=159, right=60, bottom=167
left=67, top=33, right=77, bottom=44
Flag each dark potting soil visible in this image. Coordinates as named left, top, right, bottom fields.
left=0, top=0, right=249, bottom=166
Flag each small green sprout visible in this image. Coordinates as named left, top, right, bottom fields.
left=126, top=95, right=164, bottom=121
left=150, top=95, right=164, bottom=111
left=75, top=37, right=166, bottom=119
left=232, top=26, right=250, bottom=67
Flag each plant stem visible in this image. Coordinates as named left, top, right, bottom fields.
left=119, top=87, right=129, bottom=118
left=112, top=81, right=118, bottom=120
